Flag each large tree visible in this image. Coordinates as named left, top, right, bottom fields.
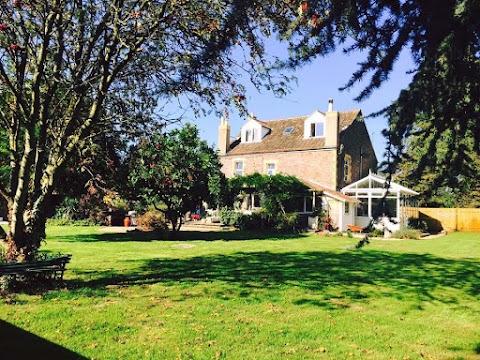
left=130, top=123, right=225, bottom=232
left=279, top=0, right=480, bottom=192
left=0, top=0, right=300, bottom=261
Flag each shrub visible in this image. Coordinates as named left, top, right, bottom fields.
left=136, top=210, right=168, bottom=231
left=392, top=228, right=422, bottom=239
left=370, top=228, right=384, bottom=237
left=46, top=218, right=97, bottom=226
left=221, top=207, right=302, bottom=233
left=274, top=212, right=299, bottom=232
left=408, top=218, right=428, bottom=232
left=219, top=207, right=239, bottom=227
left=53, top=197, right=79, bottom=220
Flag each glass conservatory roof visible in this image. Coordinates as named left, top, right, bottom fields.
left=341, top=172, right=419, bottom=197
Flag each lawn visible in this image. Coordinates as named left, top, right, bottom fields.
left=1, top=227, right=479, bottom=360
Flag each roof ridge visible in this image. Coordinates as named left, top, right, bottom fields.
left=256, top=109, right=361, bottom=123
left=256, top=115, right=309, bottom=123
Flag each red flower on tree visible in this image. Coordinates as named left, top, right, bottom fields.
left=9, top=44, right=22, bottom=51
left=0, top=23, right=7, bottom=31
left=301, top=2, right=308, bottom=12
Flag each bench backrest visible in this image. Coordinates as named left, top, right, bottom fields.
left=0, top=255, right=72, bottom=271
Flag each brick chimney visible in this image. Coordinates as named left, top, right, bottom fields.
left=218, top=116, right=230, bottom=155
left=325, top=98, right=339, bottom=147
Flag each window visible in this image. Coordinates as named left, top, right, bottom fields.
left=283, top=126, right=294, bottom=135
left=344, top=154, right=352, bottom=183
left=305, top=196, right=313, bottom=212
left=356, top=201, right=368, bottom=216
left=344, top=202, right=350, bottom=214
left=266, top=163, right=276, bottom=175
left=245, top=129, right=256, bottom=143
left=310, top=121, right=324, bottom=137
left=234, top=161, right=244, bottom=176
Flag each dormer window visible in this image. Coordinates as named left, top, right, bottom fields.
left=241, top=118, right=269, bottom=143
left=245, top=129, right=257, bottom=142
left=304, top=111, right=327, bottom=139
left=310, top=121, right=324, bottom=137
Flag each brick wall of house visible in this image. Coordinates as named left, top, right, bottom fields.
left=220, top=148, right=338, bottom=189
left=338, top=120, right=378, bottom=188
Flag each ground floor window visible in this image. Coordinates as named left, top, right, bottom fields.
left=371, top=198, right=397, bottom=218
left=356, top=201, right=368, bottom=216
left=284, top=195, right=322, bottom=213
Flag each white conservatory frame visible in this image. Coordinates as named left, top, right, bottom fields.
left=341, top=172, right=419, bottom=231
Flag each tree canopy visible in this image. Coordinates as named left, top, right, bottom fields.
left=278, top=0, right=479, bottom=195
left=0, top=0, right=300, bottom=261
left=130, top=123, right=225, bottom=232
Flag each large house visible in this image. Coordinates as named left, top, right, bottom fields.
left=217, top=99, right=379, bottom=231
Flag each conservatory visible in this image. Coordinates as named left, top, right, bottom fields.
left=341, top=172, right=419, bottom=232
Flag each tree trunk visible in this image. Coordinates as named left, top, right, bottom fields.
left=3, top=197, right=47, bottom=263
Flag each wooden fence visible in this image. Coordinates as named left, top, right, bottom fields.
left=405, top=207, right=480, bottom=232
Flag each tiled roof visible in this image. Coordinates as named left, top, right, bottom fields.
left=299, top=178, right=360, bottom=203
left=227, top=110, right=361, bottom=155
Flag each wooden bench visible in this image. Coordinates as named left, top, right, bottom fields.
left=0, top=255, right=72, bottom=284
left=347, top=224, right=363, bottom=233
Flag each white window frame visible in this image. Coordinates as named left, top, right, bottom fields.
left=234, top=160, right=244, bottom=176
left=310, top=121, right=324, bottom=137
left=245, top=129, right=256, bottom=143
left=265, top=162, right=276, bottom=176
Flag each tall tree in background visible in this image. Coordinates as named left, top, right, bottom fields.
left=0, top=0, right=300, bottom=261
left=280, top=0, right=479, bottom=198
left=394, top=112, right=480, bottom=207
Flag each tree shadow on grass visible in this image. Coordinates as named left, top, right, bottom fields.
left=50, top=229, right=308, bottom=242
left=0, top=319, right=87, bottom=359
left=71, top=250, right=480, bottom=306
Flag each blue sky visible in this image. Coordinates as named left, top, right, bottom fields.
left=186, top=44, right=415, bottom=163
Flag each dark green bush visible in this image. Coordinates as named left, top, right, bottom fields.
left=408, top=218, right=428, bottom=232
left=369, top=228, right=384, bottom=237
left=220, top=208, right=301, bottom=233
left=274, top=213, right=299, bottom=232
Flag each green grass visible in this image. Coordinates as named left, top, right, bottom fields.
left=1, top=227, right=479, bottom=359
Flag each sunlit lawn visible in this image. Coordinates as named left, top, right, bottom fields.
left=1, top=226, right=479, bottom=359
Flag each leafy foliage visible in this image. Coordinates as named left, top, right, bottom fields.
left=275, top=0, right=480, bottom=200
left=223, top=173, right=308, bottom=232
left=396, top=125, right=480, bottom=207
left=229, top=173, right=310, bottom=215
left=0, top=0, right=302, bottom=260
left=130, top=124, right=225, bottom=232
